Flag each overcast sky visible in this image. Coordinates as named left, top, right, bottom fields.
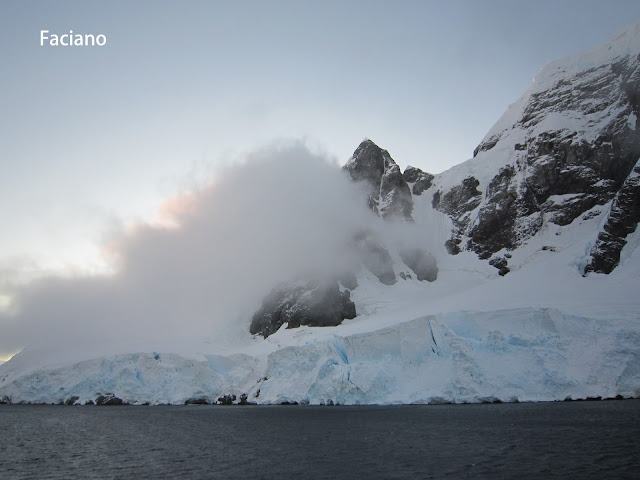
left=1, top=0, right=640, bottom=287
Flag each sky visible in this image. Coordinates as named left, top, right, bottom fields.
left=1, top=1, right=640, bottom=361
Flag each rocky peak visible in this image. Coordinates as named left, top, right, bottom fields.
left=248, top=140, right=441, bottom=338
left=430, top=21, right=640, bottom=274
left=344, top=139, right=414, bottom=220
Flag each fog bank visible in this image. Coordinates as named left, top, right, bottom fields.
left=0, top=143, right=380, bottom=362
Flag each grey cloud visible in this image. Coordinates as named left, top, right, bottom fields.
left=0, top=142, right=380, bottom=363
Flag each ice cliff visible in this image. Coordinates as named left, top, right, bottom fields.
left=2, top=305, right=639, bottom=405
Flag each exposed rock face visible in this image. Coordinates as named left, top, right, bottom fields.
left=250, top=280, right=356, bottom=338
left=467, top=167, right=541, bottom=260
left=432, top=177, right=482, bottom=255
left=586, top=159, right=640, bottom=273
left=344, top=139, right=414, bottom=220
left=217, top=394, right=235, bottom=405
left=430, top=27, right=640, bottom=271
left=399, top=247, right=438, bottom=281
left=488, top=256, right=510, bottom=276
left=432, top=177, right=482, bottom=216
left=403, top=166, right=434, bottom=195
left=95, top=394, right=124, bottom=406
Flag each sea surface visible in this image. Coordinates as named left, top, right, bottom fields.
left=1, top=400, right=639, bottom=479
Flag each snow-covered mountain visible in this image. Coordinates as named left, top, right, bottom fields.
left=1, top=21, right=639, bottom=406
left=432, top=22, right=640, bottom=275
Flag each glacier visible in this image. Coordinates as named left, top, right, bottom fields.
left=2, top=223, right=640, bottom=406
left=1, top=305, right=639, bottom=405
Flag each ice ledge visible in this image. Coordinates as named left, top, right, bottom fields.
left=1, top=308, right=639, bottom=405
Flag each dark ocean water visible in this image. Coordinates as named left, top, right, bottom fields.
left=1, top=401, right=639, bottom=479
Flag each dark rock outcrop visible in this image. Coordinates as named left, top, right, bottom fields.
left=344, top=139, right=414, bottom=220
left=432, top=177, right=482, bottom=255
left=586, top=159, right=640, bottom=274
left=250, top=279, right=356, bottom=338
left=467, top=167, right=541, bottom=260
left=541, top=193, right=601, bottom=226
left=217, top=394, right=236, bottom=405
left=489, top=256, right=510, bottom=276
left=473, top=133, right=501, bottom=158
left=432, top=177, right=482, bottom=217
left=403, top=166, right=434, bottom=195
left=95, top=394, right=124, bottom=406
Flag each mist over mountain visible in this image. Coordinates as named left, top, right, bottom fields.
left=1, top=21, right=640, bottom=406
left=0, top=145, right=380, bottom=359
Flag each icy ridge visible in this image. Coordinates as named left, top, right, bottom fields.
left=425, top=20, right=640, bottom=270
left=479, top=19, right=640, bottom=152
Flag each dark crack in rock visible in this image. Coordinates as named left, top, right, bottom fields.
left=586, top=160, right=640, bottom=274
